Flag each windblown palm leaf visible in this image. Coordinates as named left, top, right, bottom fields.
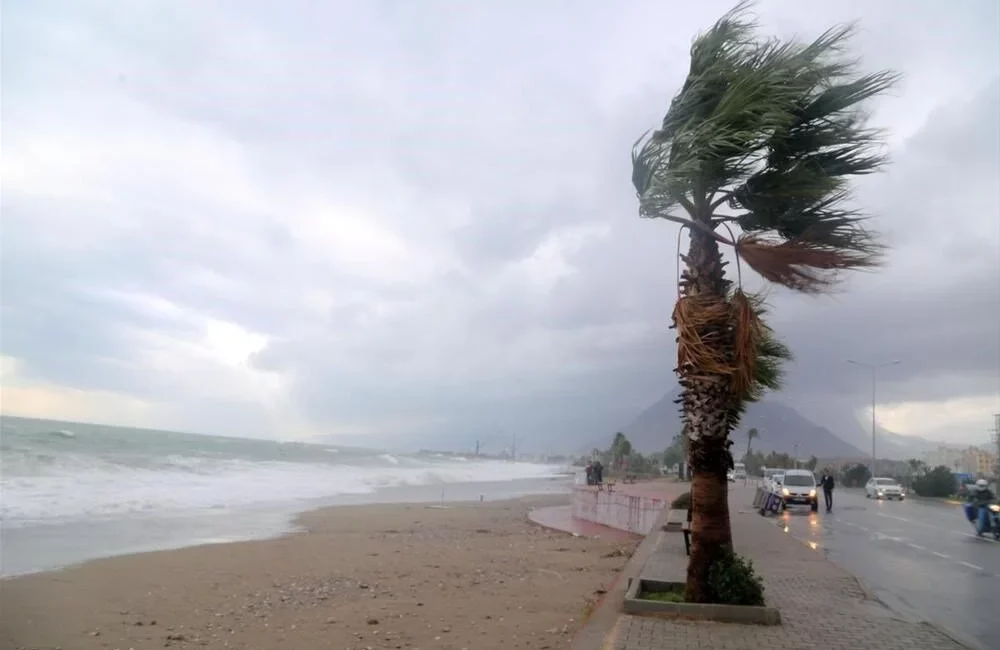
left=633, top=0, right=898, bottom=292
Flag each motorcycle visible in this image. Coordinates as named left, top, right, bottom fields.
left=962, top=501, right=1000, bottom=540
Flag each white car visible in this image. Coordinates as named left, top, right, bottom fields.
left=779, top=469, right=819, bottom=511
left=866, top=477, right=905, bottom=500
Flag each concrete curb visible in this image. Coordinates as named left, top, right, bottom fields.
left=623, top=578, right=781, bottom=625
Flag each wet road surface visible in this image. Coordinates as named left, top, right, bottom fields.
left=766, top=486, right=999, bottom=649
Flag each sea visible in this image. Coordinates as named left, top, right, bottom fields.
left=0, top=416, right=571, bottom=577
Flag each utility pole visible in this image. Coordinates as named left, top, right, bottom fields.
left=847, top=359, right=901, bottom=478
left=991, top=414, right=1000, bottom=481
left=475, top=439, right=480, bottom=456
left=511, top=433, right=517, bottom=462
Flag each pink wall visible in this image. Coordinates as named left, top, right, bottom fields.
left=570, top=486, right=667, bottom=535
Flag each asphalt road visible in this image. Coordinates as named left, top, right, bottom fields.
left=767, top=486, right=999, bottom=649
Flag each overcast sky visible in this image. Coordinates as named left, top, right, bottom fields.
left=3, top=0, right=998, bottom=450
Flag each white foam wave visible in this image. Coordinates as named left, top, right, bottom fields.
left=0, top=456, right=563, bottom=526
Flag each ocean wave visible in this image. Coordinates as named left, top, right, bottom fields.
left=0, top=454, right=564, bottom=525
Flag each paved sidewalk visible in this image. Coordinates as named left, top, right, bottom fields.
left=605, top=490, right=973, bottom=650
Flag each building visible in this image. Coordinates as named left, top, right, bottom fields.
left=922, top=445, right=997, bottom=478
left=965, top=447, right=997, bottom=478
left=922, top=446, right=965, bottom=472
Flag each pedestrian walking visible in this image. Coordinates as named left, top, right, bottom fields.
left=821, top=470, right=835, bottom=512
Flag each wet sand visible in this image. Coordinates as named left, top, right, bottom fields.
left=1, top=495, right=636, bottom=650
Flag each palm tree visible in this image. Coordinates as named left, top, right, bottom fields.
left=632, top=1, right=897, bottom=602
left=611, top=432, right=633, bottom=471
left=744, top=427, right=759, bottom=460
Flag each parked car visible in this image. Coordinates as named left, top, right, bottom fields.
left=779, top=469, right=818, bottom=511
left=866, top=477, right=905, bottom=500
left=727, top=470, right=735, bottom=482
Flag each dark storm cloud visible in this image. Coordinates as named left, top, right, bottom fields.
left=2, top=0, right=997, bottom=444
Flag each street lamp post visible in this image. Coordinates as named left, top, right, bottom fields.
left=847, top=359, right=901, bottom=478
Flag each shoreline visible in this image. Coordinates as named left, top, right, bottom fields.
left=2, top=474, right=576, bottom=578
left=1, top=493, right=634, bottom=650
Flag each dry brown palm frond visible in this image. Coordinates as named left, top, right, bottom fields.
left=673, top=295, right=732, bottom=377
left=729, top=289, right=764, bottom=397
left=735, top=233, right=881, bottom=293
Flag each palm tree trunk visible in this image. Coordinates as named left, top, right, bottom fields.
left=677, top=226, right=734, bottom=603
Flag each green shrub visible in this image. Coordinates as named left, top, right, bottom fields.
left=912, top=465, right=956, bottom=498
left=670, top=491, right=691, bottom=509
left=708, top=547, right=765, bottom=606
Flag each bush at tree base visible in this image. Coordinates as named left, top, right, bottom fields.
left=707, top=547, right=765, bottom=607
left=670, top=491, right=692, bottom=509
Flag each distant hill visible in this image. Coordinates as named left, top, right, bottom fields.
left=616, top=389, right=867, bottom=459
left=804, top=407, right=967, bottom=461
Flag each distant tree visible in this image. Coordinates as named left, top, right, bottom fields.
left=742, top=450, right=765, bottom=476
left=762, top=451, right=794, bottom=469
left=663, top=434, right=685, bottom=470
left=912, top=465, right=956, bottom=498
left=610, top=432, right=633, bottom=470
left=805, top=456, right=818, bottom=471
left=842, top=463, right=870, bottom=488
left=626, top=451, right=660, bottom=475
left=906, top=458, right=927, bottom=476
left=744, top=428, right=759, bottom=460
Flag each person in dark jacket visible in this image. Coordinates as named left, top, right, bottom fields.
left=820, top=471, right=835, bottom=512
left=593, top=460, right=604, bottom=486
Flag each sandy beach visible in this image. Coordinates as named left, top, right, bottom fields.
left=1, top=494, right=636, bottom=650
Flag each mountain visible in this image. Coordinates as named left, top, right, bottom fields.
left=805, top=406, right=967, bottom=461
left=618, top=389, right=867, bottom=458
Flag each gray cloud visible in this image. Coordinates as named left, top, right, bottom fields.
left=2, top=1, right=998, bottom=447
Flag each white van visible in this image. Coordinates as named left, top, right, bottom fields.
left=779, top=469, right=818, bottom=511
left=733, top=462, right=747, bottom=480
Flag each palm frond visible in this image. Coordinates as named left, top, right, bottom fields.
left=633, top=1, right=898, bottom=294
left=736, top=231, right=883, bottom=293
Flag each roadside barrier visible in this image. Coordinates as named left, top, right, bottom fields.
left=756, top=488, right=784, bottom=516
left=571, top=486, right=667, bottom=535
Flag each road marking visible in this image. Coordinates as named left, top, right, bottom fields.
left=958, top=560, right=985, bottom=571
left=875, top=512, right=941, bottom=530
left=931, top=551, right=950, bottom=559
left=906, top=542, right=928, bottom=551
left=874, top=512, right=1000, bottom=544
left=959, top=533, right=1000, bottom=544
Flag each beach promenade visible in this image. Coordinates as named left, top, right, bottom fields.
left=544, top=483, right=982, bottom=650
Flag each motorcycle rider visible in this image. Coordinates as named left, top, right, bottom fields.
left=968, top=478, right=995, bottom=506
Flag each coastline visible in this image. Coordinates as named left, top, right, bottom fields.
left=1, top=493, right=633, bottom=650
left=2, top=474, right=575, bottom=578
